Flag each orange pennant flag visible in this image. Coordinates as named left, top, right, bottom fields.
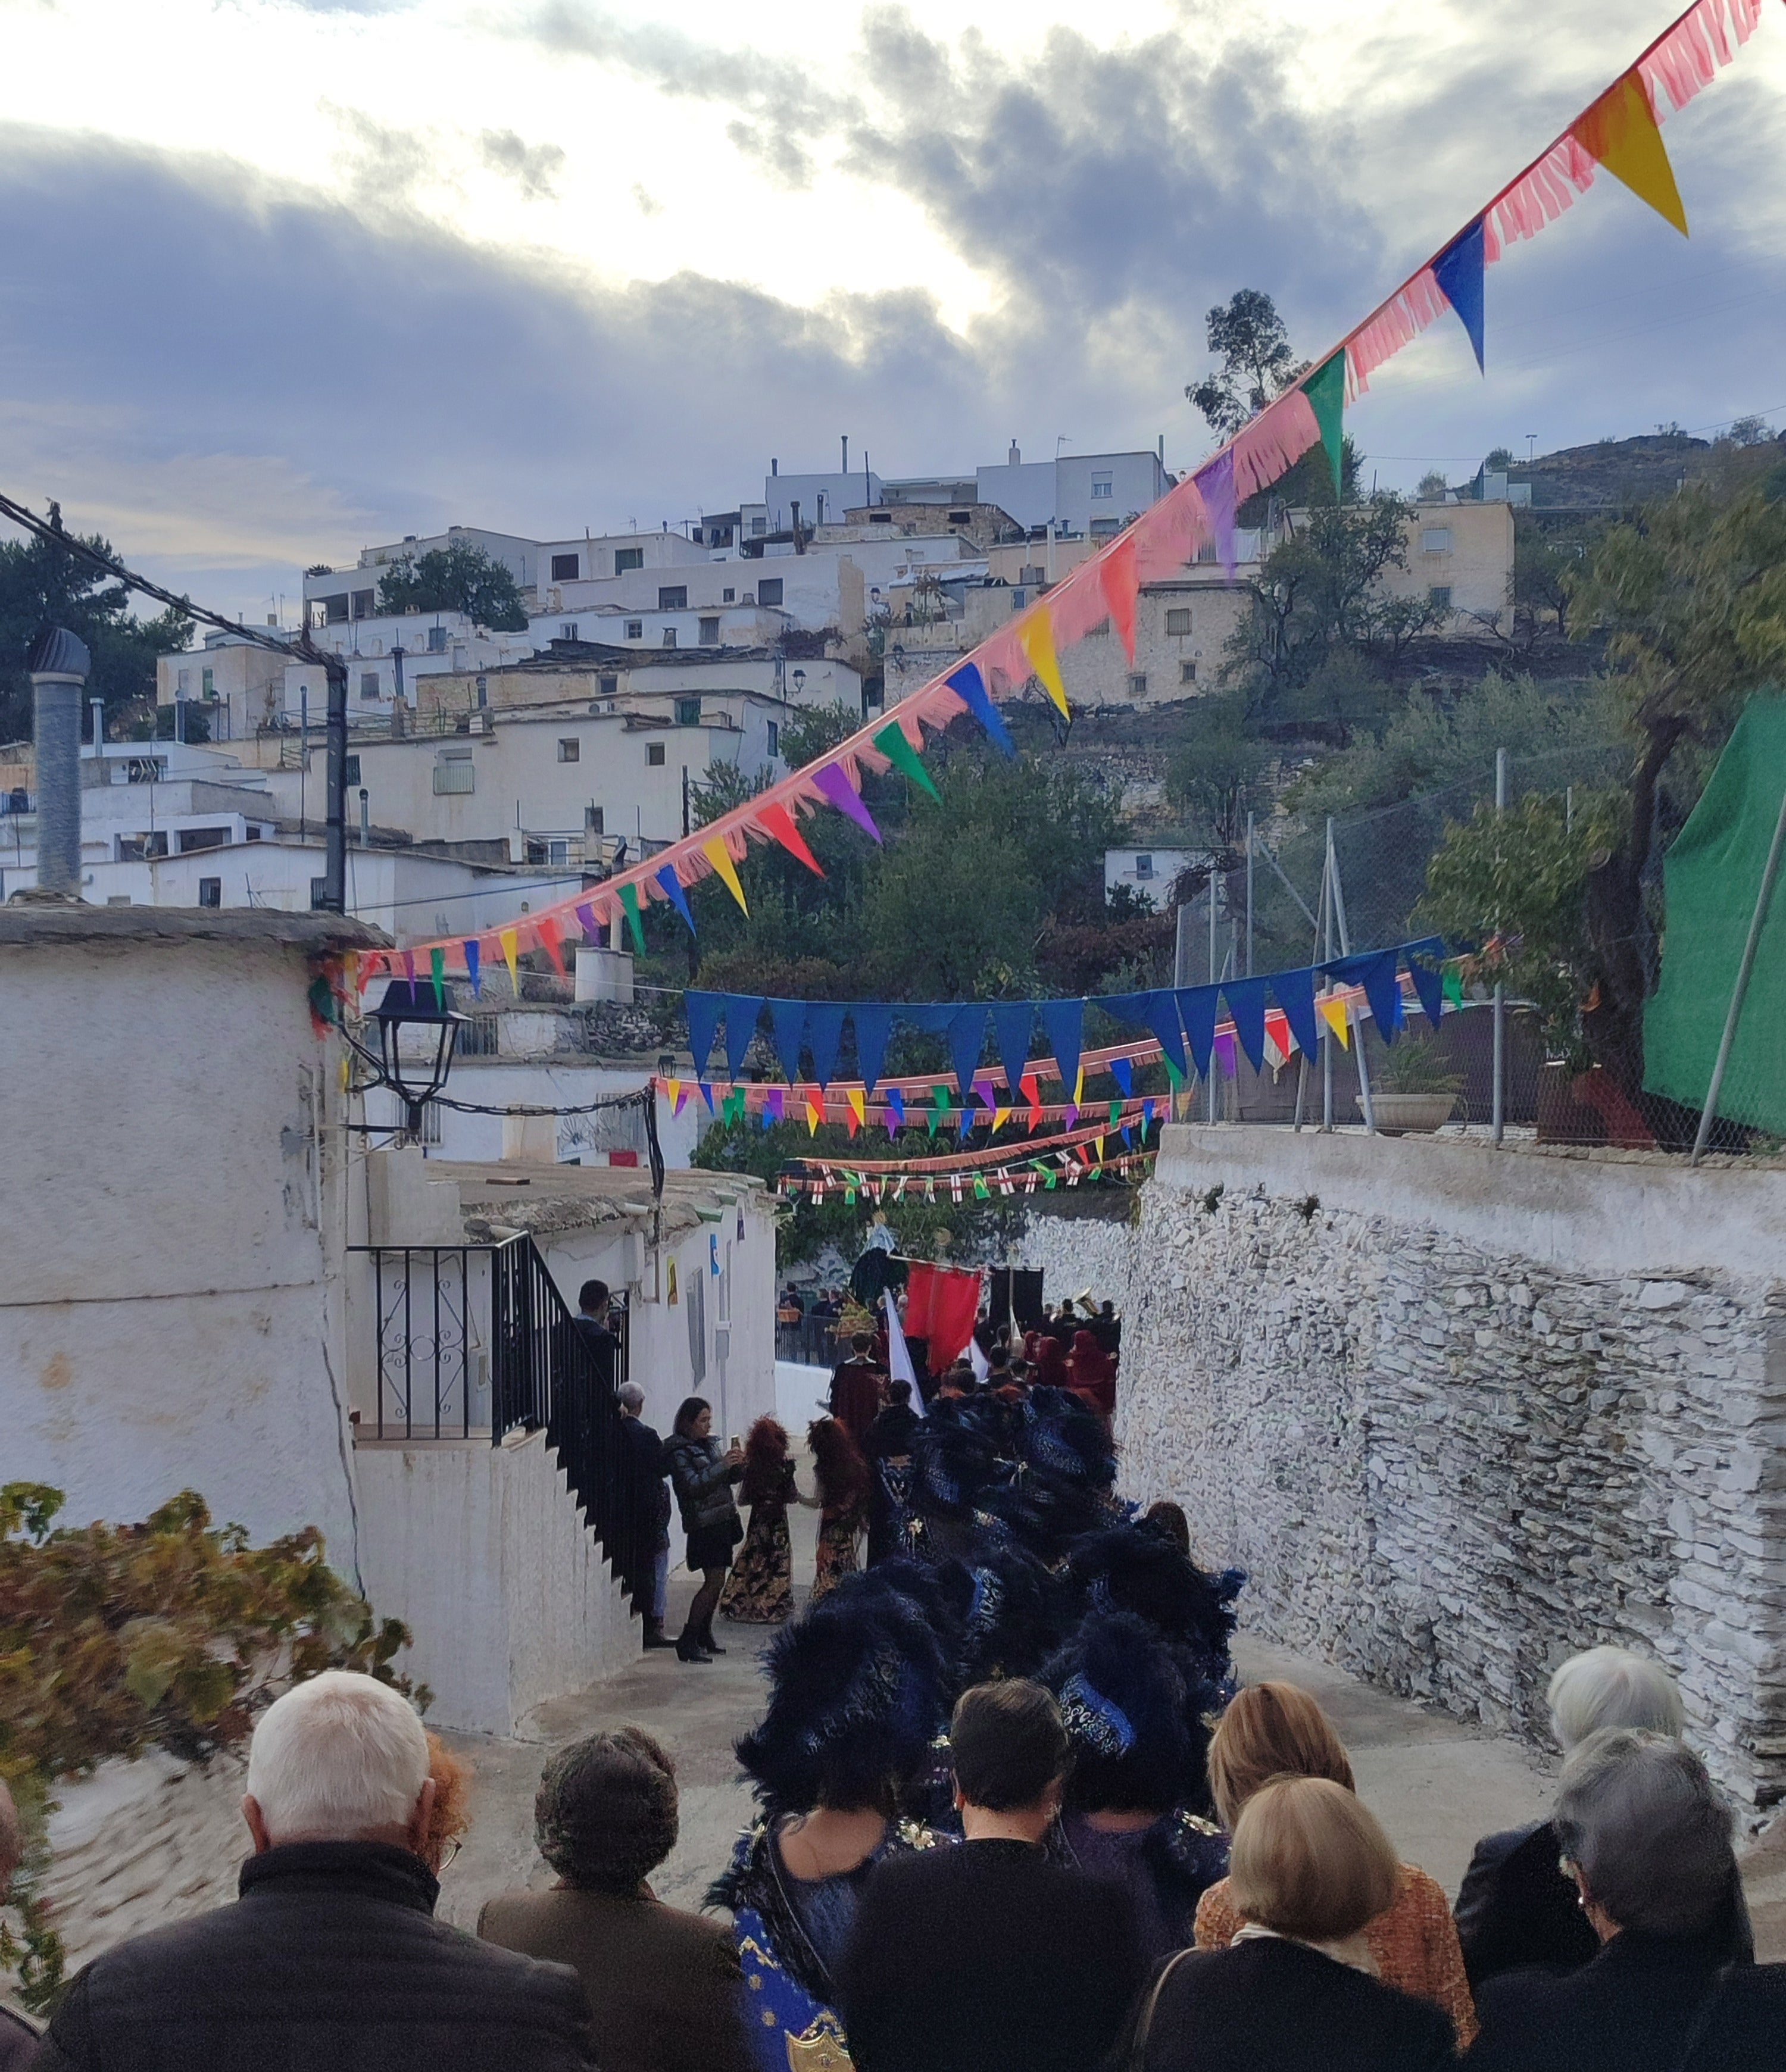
left=1098, top=534, right=1140, bottom=663
left=846, top=1087, right=865, bottom=1135
left=1018, top=607, right=1070, bottom=719
left=1572, top=70, right=1687, bottom=237
left=499, top=926, right=520, bottom=993
left=1316, top=993, right=1351, bottom=1049
left=702, top=835, right=750, bottom=914
left=536, top=912, right=567, bottom=976
left=805, top=1097, right=822, bottom=1136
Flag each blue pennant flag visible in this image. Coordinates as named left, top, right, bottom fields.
left=945, top=661, right=1014, bottom=755
left=1039, top=998, right=1082, bottom=1096
left=1404, top=939, right=1448, bottom=1030
left=1175, top=986, right=1220, bottom=1081
left=1141, top=992, right=1187, bottom=1082
left=654, top=863, right=697, bottom=934
left=723, top=995, right=763, bottom=1080
left=686, top=990, right=724, bottom=1073
left=886, top=1087, right=905, bottom=1128
left=1110, top=1056, right=1133, bottom=1096
left=1433, top=218, right=1485, bottom=373
left=768, top=998, right=807, bottom=1083
left=1273, top=967, right=1319, bottom=1060
left=851, top=1004, right=894, bottom=1093
left=949, top=1007, right=988, bottom=1102
left=1222, top=976, right=1269, bottom=1072
left=805, top=1002, right=847, bottom=1089
left=1322, top=948, right=1403, bottom=1040
left=990, top=1001, right=1033, bottom=1099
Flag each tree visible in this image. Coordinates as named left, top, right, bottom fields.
left=375, top=543, right=527, bottom=631
left=1561, top=482, right=1786, bottom=1096
left=1484, top=446, right=1515, bottom=471
left=1185, top=290, right=1306, bottom=440
left=0, top=509, right=193, bottom=741
left=1164, top=690, right=1274, bottom=848
left=1417, top=471, right=1448, bottom=501
left=1512, top=512, right=1581, bottom=640
left=1727, top=416, right=1775, bottom=448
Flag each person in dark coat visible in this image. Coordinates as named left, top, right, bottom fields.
left=1454, top=1646, right=1750, bottom=1988
left=33, top=1671, right=591, bottom=2072
left=1468, top=1729, right=1745, bottom=2072
left=480, top=1726, right=753, bottom=2072
left=837, top=1678, right=1146, bottom=2072
left=572, top=1278, right=619, bottom=1393
left=1676, top=1961, right=1786, bottom=2070
left=617, top=1384, right=675, bottom=1648
left=827, top=1334, right=885, bottom=1446
left=1126, top=1774, right=1454, bottom=2072
left=661, top=1398, right=744, bottom=1664
left=861, top=1380, right=922, bottom=1567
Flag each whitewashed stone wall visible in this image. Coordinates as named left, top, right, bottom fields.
left=1112, top=1126, right=1786, bottom=1817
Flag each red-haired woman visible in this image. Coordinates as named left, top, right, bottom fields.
left=720, top=1417, right=810, bottom=1623
left=807, top=1415, right=870, bottom=1605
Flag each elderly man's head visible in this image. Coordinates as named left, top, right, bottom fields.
left=1548, top=1646, right=1684, bottom=1754
left=1555, top=1729, right=1734, bottom=1942
left=243, top=1671, right=432, bottom=1858
left=617, top=1383, right=645, bottom=1418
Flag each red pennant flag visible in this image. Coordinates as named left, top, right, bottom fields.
left=1098, top=534, right=1140, bottom=663
left=757, top=801, right=825, bottom=876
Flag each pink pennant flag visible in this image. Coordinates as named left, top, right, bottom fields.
left=1232, top=390, right=1323, bottom=504
left=1098, top=534, right=1141, bottom=661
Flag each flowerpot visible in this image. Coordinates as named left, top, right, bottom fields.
left=1354, top=1091, right=1459, bottom=1136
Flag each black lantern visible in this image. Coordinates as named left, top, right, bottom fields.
left=371, top=979, right=464, bottom=1139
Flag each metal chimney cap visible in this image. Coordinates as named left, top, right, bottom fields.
left=26, top=625, right=92, bottom=679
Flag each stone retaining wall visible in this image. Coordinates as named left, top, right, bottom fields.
left=1109, top=1126, right=1786, bottom=1817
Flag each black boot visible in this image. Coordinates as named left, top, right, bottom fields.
left=642, top=1620, right=675, bottom=1651
left=675, top=1630, right=710, bottom=1662
left=698, top=1623, right=727, bottom=1655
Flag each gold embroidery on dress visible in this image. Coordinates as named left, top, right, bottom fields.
left=784, top=2010, right=853, bottom=2070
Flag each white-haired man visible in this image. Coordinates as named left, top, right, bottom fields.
left=34, top=1671, right=592, bottom=2071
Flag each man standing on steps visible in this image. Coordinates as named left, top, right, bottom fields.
left=573, top=1279, right=619, bottom=1394
left=617, top=1384, right=676, bottom=1649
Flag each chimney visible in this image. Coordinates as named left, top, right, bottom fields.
left=29, top=626, right=91, bottom=895
left=1008, top=441, right=1021, bottom=467
left=790, top=499, right=805, bottom=554
left=841, top=435, right=849, bottom=476
left=771, top=457, right=779, bottom=477
left=1158, top=434, right=1165, bottom=462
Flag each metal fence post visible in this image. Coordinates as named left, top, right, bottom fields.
left=1329, top=823, right=1375, bottom=1134
left=1492, top=747, right=1507, bottom=1146
left=1691, top=780, right=1786, bottom=1164
left=1245, top=811, right=1255, bottom=978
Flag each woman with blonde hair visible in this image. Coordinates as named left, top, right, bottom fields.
left=1192, top=1682, right=1476, bottom=2046
left=1129, top=1777, right=1457, bottom=2070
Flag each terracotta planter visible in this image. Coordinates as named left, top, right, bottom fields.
left=1354, top=1091, right=1459, bottom=1136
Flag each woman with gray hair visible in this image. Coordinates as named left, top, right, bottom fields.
left=1469, top=1730, right=1745, bottom=2071
left=1455, top=1645, right=1745, bottom=1988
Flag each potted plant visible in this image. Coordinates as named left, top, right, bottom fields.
left=1356, top=1032, right=1464, bottom=1135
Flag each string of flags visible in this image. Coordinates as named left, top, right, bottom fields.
left=341, top=0, right=1769, bottom=1004
left=777, top=1139, right=1159, bottom=1205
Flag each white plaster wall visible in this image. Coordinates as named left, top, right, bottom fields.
left=0, top=934, right=360, bottom=1570
left=355, top=1428, right=637, bottom=1735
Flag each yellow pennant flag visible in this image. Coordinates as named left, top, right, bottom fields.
left=666, top=1077, right=682, bottom=1110
left=1572, top=70, right=1687, bottom=237
left=702, top=835, right=750, bottom=914
left=805, top=1098, right=822, bottom=1136
left=1018, top=607, right=1070, bottom=719
left=1073, top=1065, right=1085, bottom=1104
left=847, top=1087, right=866, bottom=1128
left=994, top=1105, right=1009, bottom=1131
left=1316, top=993, right=1351, bottom=1049
left=499, top=926, right=520, bottom=993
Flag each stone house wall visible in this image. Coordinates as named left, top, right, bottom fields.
left=1088, top=1126, right=1786, bottom=1817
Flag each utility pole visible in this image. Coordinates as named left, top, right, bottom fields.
left=1492, top=747, right=1507, bottom=1145
left=27, top=626, right=89, bottom=895
left=293, top=617, right=351, bottom=912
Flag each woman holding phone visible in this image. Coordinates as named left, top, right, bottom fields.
left=663, top=1396, right=745, bottom=1662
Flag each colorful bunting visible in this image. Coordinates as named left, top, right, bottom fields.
left=617, top=882, right=647, bottom=955
left=758, top=801, right=825, bottom=876
left=944, top=661, right=1014, bottom=756
left=1317, top=993, right=1351, bottom=1048
left=1017, top=608, right=1070, bottom=719
left=428, top=946, right=445, bottom=1011
left=873, top=720, right=941, bottom=801
left=811, top=763, right=883, bottom=843
left=1432, top=220, right=1487, bottom=371
left=1573, top=68, right=1688, bottom=236
left=655, top=863, right=697, bottom=934
left=1304, top=351, right=1347, bottom=494
left=701, top=836, right=750, bottom=914
left=1098, top=534, right=1141, bottom=663
left=499, top=926, right=520, bottom=993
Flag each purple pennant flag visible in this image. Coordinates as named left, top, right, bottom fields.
left=767, top=1087, right=785, bottom=1123
left=1213, top=1030, right=1237, bottom=1077
left=812, top=764, right=883, bottom=843
left=1194, top=449, right=1237, bottom=577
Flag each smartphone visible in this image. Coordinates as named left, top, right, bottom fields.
left=728, top=1434, right=742, bottom=1452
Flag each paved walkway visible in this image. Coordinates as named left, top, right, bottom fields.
left=436, top=1487, right=1559, bottom=1930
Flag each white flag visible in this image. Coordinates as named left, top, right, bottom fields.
left=967, top=1334, right=989, bottom=1382
left=883, top=1289, right=923, bottom=1419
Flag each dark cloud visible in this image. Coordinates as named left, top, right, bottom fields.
left=524, top=1, right=855, bottom=187
left=479, top=128, right=566, bottom=201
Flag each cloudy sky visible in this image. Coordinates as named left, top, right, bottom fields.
left=0, top=0, right=1782, bottom=623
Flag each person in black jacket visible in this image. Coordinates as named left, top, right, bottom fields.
left=572, top=1279, right=619, bottom=1393
left=1468, top=1729, right=1744, bottom=2072
left=661, top=1396, right=744, bottom=1663
left=1127, top=1774, right=1454, bottom=2072
left=618, top=1383, right=675, bottom=1648
left=836, top=1678, right=1146, bottom=2072
left=33, top=1670, right=591, bottom=2072
left=1676, top=1961, right=1786, bottom=2070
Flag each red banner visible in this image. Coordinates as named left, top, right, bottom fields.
left=903, top=1262, right=982, bottom=1375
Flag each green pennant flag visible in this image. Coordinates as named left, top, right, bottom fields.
left=1305, top=349, right=1346, bottom=495
left=429, top=945, right=445, bottom=1011
left=1442, top=964, right=1466, bottom=1008
left=873, top=721, right=941, bottom=801
left=845, top=1188, right=857, bottom=1205
left=1042, top=1168, right=1057, bottom=1189
left=1163, top=1053, right=1184, bottom=1089
left=1107, top=1098, right=1121, bottom=1129
left=973, top=1177, right=990, bottom=1199
left=617, top=882, right=647, bottom=955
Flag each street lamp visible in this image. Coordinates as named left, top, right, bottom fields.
left=371, top=979, right=464, bottom=1140
left=791, top=668, right=807, bottom=696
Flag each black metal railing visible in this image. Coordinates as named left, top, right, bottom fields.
left=350, top=1234, right=652, bottom=1618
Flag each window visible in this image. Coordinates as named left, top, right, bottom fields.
left=557, top=737, right=580, bottom=762
left=419, top=1101, right=444, bottom=1147
left=767, top=720, right=779, bottom=757
left=699, top=616, right=721, bottom=645
left=658, top=585, right=688, bottom=611
left=323, top=593, right=349, bottom=624
left=344, top=755, right=361, bottom=786
left=869, top=511, right=893, bottom=525
left=1135, top=854, right=1154, bottom=878
left=1429, top=585, right=1453, bottom=610
left=177, top=668, right=192, bottom=693
left=360, top=672, right=379, bottom=700
left=625, top=619, right=643, bottom=640
left=1421, top=527, right=1453, bottom=554
left=1086, top=617, right=1111, bottom=637
left=1128, top=673, right=1148, bottom=696
left=177, top=827, right=227, bottom=853
left=351, top=589, right=375, bottom=618
left=1090, top=518, right=1120, bottom=539
left=615, top=546, right=644, bottom=574
left=750, top=517, right=766, bottom=536
left=476, top=676, right=488, bottom=707
left=1164, top=607, right=1192, bottom=636
left=310, top=876, right=328, bottom=910
left=551, top=552, right=580, bottom=582
left=1180, top=660, right=1198, bottom=685
left=1091, top=474, right=1113, bottom=499
left=757, top=578, right=784, bottom=607
left=198, top=877, right=221, bottom=907
left=433, top=758, right=476, bottom=795
left=427, top=626, right=447, bottom=652
left=599, top=673, right=618, bottom=697
left=647, top=741, right=666, bottom=766
left=661, top=628, right=677, bottom=648
left=676, top=697, right=701, bottom=726
left=1011, top=588, right=1027, bottom=610
left=948, top=510, right=972, bottom=524
left=560, top=623, right=579, bottom=642
left=722, top=587, right=735, bottom=604
left=201, top=667, right=216, bottom=698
